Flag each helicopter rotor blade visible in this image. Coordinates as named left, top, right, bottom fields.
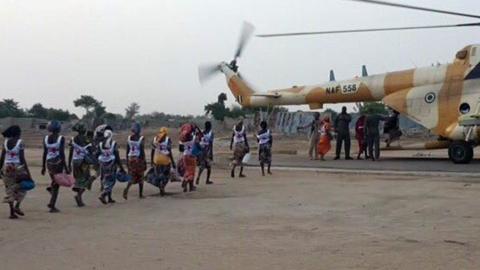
left=257, top=22, right=480, bottom=38
left=348, top=0, right=480, bottom=19
left=198, top=62, right=222, bottom=85
left=234, top=21, right=255, bottom=59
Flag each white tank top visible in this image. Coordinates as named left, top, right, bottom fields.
left=182, top=136, right=195, bottom=156
left=72, top=137, right=91, bottom=161
left=200, top=131, right=213, bottom=147
left=98, top=141, right=116, bottom=163
left=154, top=136, right=171, bottom=156
left=3, top=139, right=22, bottom=165
left=257, top=130, right=271, bottom=145
left=233, top=126, right=246, bottom=144
left=127, top=136, right=144, bottom=158
left=45, top=135, right=63, bottom=160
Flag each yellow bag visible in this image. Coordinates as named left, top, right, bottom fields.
left=154, top=154, right=171, bottom=166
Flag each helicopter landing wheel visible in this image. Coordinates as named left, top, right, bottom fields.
left=448, top=141, right=473, bottom=164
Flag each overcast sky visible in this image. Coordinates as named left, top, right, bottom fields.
left=1, top=0, right=479, bottom=117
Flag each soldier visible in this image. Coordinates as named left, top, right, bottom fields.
left=364, top=110, right=386, bottom=161
left=384, top=110, right=402, bottom=147
left=334, top=106, right=353, bottom=160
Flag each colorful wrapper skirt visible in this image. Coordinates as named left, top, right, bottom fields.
left=100, top=161, right=117, bottom=193
left=233, top=142, right=247, bottom=165
left=183, top=155, right=197, bottom=183
left=2, top=164, right=26, bottom=203
left=258, top=144, right=272, bottom=164
left=127, top=157, right=146, bottom=184
left=72, top=159, right=91, bottom=191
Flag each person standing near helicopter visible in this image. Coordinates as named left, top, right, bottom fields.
left=230, top=120, right=249, bottom=178
left=298, top=112, right=321, bottom=160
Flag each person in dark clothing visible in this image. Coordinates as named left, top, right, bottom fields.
left=364, top=112, right=386, bottom=161
left=384, top=110, right=401, bottom=147
left=334, top=106, right=352, bottom=160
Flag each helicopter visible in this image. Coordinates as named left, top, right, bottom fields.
left=199, top=0, right=480, bottom=164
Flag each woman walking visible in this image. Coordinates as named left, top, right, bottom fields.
left=257, top=121, right=273, bottom=176
left=123, top=123, right=146, bottom=200
left=42, top=120, right=68, bottom=213
left=151, top=127, right=176, bottom=196
left=0, top=126, right=31, bottom=219
left=98, top=129, right=125, bottom=204
left=196, top=121, right=214, bottom=185
left=230, top=121, right=249, bottom=178
left=180, top=124, right=200, bottom=192
left=68, top=123, right=93, bottom=207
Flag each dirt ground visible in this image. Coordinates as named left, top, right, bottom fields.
left=1, top=165, right=480, bottom=270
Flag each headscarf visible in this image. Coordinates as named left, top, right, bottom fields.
left=131, top=122, right=141, bottom=135
left=72, top=122, right=86, bottom=134
left=47, top=120, right=61, bottom=133
left=157, top=127, right=168, bottom=142
left=103, top=129, right=113, bottom=148
left=1, top=125, right=21, bottom=138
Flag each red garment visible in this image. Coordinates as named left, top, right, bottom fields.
left=182, top=155, right=197, bottom=183
left=355, top=116, right=366, bottom=152
left=317, top=120, right=332, bottom=156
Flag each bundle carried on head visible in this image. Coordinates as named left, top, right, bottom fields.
left=179, top=123, right=195, bottom=143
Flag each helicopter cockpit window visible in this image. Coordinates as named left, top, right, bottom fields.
left=459, top=103, right=471, bottom=114
left=456, top=50, right=468, bottom=60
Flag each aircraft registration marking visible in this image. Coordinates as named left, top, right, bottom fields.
left=326, top=82, right=360, bottom=95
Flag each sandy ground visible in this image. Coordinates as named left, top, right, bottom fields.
left=1, top=165, right=480, bottom=270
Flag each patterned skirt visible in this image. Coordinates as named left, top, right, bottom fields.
left=197, top=149, right=212, bottom=170
left=259, top=144, right=272, bottom=164
left=47, top=157, right=63, bottom=175
left=233, top=142, right=247, bottom=165
left=100, top=161, right=117, bottom=193
left=72, top=159, right=91, bottom=191
left=127, top=157, right=146, bottom=184
left=2, top=164, right=26, bottom=203
left=183, top=155, right=197, bottom=182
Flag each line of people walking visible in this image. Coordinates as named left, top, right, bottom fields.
left=0, top=119, right=274, bottom=219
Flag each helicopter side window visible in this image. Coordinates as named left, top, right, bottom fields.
left=456, top=50, right=468, bottom=60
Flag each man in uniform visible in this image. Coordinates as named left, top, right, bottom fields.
left=334, top=106, right=352, bottom=160
left=364, top=110, right=386, bottom=161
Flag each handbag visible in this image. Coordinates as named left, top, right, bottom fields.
left=116, top=171, right=132, bottom=183
left=53, top=173, right=75, bottom=187
left=19, top=179, right=36, bottom=191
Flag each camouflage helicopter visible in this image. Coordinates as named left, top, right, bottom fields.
left=199, top=0, right=480, bottom=164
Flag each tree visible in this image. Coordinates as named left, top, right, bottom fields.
left=125, top=102, right=140, bottom=120
left=360, top=102, right=388, bottom=114
left=29, top=103, right=48, bottom=119
left=46, top=108, right=75, bottom=121
left=0, top=99, right=25, bottom=118
left=73, top=95, right=102, bottom=115
left=205, top=93, right=230, bottom=121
